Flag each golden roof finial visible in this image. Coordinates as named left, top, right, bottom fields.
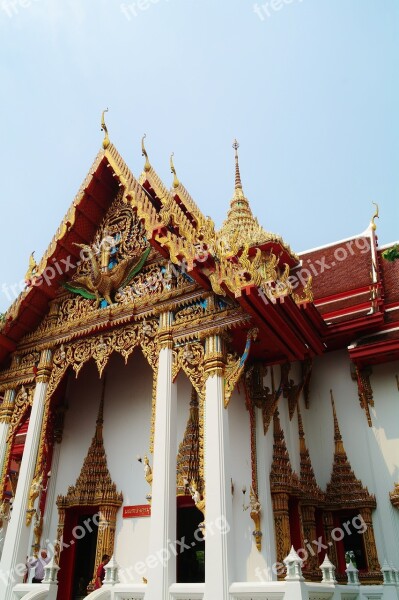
left=170, top=152, right=180, bottom=189
left=330, top=389, right=345, bottom=456
left=232, top=139, right=243, bottom=190
left=371, top=202, right=379, bottom=231
left=101, top=108, right=110, bottom=150
left=25, top=251, right=37, bottom=282
left=141, top=134, right=151, bottom=172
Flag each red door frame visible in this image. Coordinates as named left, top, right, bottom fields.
left=58, top=505, right=99, bottom=600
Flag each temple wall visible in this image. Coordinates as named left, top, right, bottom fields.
left=262, top=349, right=399, bottom=569
left=46, top=351, right=153, bottom=583
left=42, top=345, right=399, bottom=582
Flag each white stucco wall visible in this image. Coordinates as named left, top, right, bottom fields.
left=261, top=350, right=399, bottom=570
left=46, top=350, right=153, bottom=582
left=42, top=344, right=399, bottom=583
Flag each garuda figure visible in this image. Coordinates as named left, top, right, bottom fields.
left=64, top=240, right=150, bottom=306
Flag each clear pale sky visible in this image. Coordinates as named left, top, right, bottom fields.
left=0, top=0, right=398, bottom=312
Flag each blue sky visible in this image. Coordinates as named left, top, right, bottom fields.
left=0, top=0, right=398, bottom=312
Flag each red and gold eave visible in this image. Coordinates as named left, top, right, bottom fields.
left=0, top=151, right=120, bottom=365
left=348, top=249, right=399, bottom=368
left=0, top=140, right=398, bottom=370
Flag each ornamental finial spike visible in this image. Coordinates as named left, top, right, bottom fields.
left=371, top=202, right=379, bottom=231
left=232, top=139, right=243, bottom=190
left=330, top=389, right=345, bottom=455
left=101, top=108, right=110, bottom=149
left=170, top=152, right=180, bottom=188
left=141, top=134, right=151, bottom=172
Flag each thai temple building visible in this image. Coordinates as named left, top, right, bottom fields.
left=0, top=116, right=398, bottom=600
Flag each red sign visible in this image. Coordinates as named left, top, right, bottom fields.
left=123, top=505, right=151, bottom=518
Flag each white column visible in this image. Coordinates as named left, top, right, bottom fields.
left=41, top=441, right=61, bottom=547
left=0, top=349, right=52, bottom=600
left=256, top=405, right=277, bottom=580
left=203, top=335, right=233, bottom=600
left=146, top=312, right=177, bottom=600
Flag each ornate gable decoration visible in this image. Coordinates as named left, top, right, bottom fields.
left=64, top=192, right=150, bottom=306
left=57, top=381, right=122, bottom=509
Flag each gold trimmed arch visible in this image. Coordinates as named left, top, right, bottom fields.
left=0, top=385, right=35, bottom=505
left=28, top=319, right=159, bottom=535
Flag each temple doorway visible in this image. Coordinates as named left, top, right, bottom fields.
left=176, top=498, right=205, bottom=583
left=58, top=507, right=99, bottom=600
left=72, top=513, right=99, bottom=598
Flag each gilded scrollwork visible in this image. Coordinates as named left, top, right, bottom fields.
left=224, top=327, right=258, bottom=408
left=172, top=341, right=206, bottom=481
left=0, top=385, right=34, bottom=501
left=172, top=341, right=206, bottom=398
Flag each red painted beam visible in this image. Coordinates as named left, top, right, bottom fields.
left=279, top=297, right=325, bottom=354
left=241, top=286, right=309, bottom=360
left=237, top=292, right=297, bottom=362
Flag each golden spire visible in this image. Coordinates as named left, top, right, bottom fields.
left=141, top=134, right=151, bottom=172
left=56, top=375, right=122, bottom=509
left=170, top=153, right=180, bottom=189
left=326, top=389, right=376, bottom=512
left=330, top=389, right=345, bottom=456
left=176, top=387, right=202, bottom=495
left=218, top=140, right=270, bottom=254
left=371, top=202, right=379, bottom=231
left=101, top=108, right=110, bottom=150
left=297, top=403, right=324, bottom=502
left=233, top=139, right=243, bottom=190
left=270, top=410, right=299, bottom=493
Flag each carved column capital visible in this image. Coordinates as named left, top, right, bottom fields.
left=0, top=389, right=15, bottom=424
left=35, top=349, right=53, bottom=383
left=157, top=311, right=174, bottom=349
left=203, top=334, right=225, bottom=376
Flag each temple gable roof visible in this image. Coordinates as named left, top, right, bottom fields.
left=0, top=119, right=398, bottom=370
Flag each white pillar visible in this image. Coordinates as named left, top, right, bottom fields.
left=0, top=349, right=52, bottom=600
left=203, top=335, right=233, bottom=600
left=146, top=312, right=177, bottom=600
left=41, top=441, right=61, bottom=547
left=253, top=404, right=277, bottom=580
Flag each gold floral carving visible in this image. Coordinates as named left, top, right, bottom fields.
left=0, top=350, right=39, bottom=393
left=172, top=342, right=206, bottom=397
left=245, top=363, right=283, bottom=434
left=292, top=276, right=314, bottom=305
left=0, top=385, right=34, bottom=499
left=351, top=365, right=374, bottom=427
left=172, top=341, right=206, bottom=480
left=224, top=328, right=258, bottom=408
left=249, top=487, right=262, bottom=551
left=47, top=319, right=158, bottom=399
left=390, top=481, right=399, bottom=509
